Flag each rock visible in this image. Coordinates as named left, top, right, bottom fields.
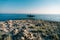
left=21, top=37, right=25, bottom=40
left=1, top=20, right=59, bottom=40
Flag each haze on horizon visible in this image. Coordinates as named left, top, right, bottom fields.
left=0, top=0, right=60, bottom=14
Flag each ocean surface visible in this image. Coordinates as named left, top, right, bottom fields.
left=0, top=13, right=60, bottom=22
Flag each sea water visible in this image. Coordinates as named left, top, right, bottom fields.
left=0, top=13, right=60, bottom=22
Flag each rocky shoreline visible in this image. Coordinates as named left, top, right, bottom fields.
left=0, top=20, right=60, bottom=40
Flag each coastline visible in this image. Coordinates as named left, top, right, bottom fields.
left=0, top=19, right=60, bottom=40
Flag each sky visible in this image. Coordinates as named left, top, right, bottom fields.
left=0, top=0, right=60, bottom=14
